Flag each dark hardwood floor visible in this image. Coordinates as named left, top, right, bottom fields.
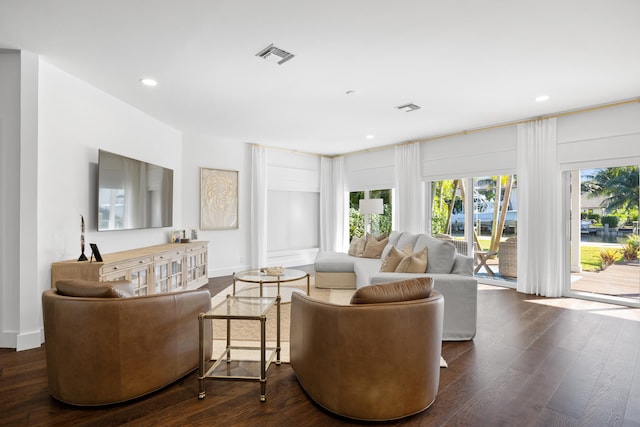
left=2, top=270, right=640, bottom=426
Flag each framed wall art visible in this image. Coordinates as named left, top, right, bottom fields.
left=200, top=168, right=239, bottom=230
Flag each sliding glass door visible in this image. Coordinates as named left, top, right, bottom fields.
left=566, top=165, right=639, bottom=304
left=430, top=176, right=518, bottom=285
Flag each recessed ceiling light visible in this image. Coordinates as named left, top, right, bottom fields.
left=366, top=134, right=375, bottom=139
left=535, top=95, right=550, bottom=103
left=140, top=78, right=157, bottom=87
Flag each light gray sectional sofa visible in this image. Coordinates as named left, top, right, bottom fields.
left=314, top=231, right=477, bottom=340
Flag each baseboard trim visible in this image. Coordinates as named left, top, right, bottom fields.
left=16, top=329, right=43, bottom=351
left=0, top=329, right=43, bottom=351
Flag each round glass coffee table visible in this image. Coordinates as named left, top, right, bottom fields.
left=232, top=269, right=310, bottom=302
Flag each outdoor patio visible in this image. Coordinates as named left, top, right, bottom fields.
left=474, top=257, right=640, bottom=302
left=572, top=261, right=640, bottom=299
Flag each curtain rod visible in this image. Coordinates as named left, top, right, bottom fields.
left=337, top=96, right=640, bottom=158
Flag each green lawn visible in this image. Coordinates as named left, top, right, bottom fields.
left=469, top=237, right=607, bottom=272
left=579, top=246, right=603, bottom=271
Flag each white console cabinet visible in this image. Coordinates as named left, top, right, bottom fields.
left=51, top=241, right=209, bottom=295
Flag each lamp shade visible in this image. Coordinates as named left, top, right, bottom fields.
left=359, top=198, right=384, bottom=215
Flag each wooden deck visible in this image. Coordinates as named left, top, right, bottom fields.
left=571, top=262, right=640, bottom=298
left=474, top=253, right=639, bottom=301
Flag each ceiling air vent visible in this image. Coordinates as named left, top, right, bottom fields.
left=396, top=103, right=421, bottom=112
left=255, top=44, right=295, bottom=65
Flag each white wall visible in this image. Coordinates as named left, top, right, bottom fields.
left=0, top=50, right=22, bottom=348
left=1, top=59, right=183, bottom=350
left=19, top=51, right=40, bottom=350
left=0, top=50, right=41, bottom=350
left=38, top=60, right=183, bottom=265
left=181, top=139, right=322, bottom=275
left=181, top=133, right=250, bottom=277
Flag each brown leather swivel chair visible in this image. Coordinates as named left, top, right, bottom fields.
left=290, top=278, right=443, bottom=421
left=42, top=279, right=212, bottom=406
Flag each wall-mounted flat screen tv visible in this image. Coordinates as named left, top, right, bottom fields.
left=97, top=150, right=173, bottom=231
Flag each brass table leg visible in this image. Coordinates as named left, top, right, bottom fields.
left=276, top=295, right=281, bottom=365
left=260, top=314, right=267, bottom=402
left=198, top=313, right=206, bottom=399
left=232, top=272, right=236, bottom=295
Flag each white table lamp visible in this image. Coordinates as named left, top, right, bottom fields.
left=359, top=198, right=384, bottom=234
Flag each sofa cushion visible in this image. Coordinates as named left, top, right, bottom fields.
left=379, top=246, right=404, bottom=272
left=361, top=234, right=389, bottom=258
left=353, top=257, right=384, bottom=288
left=380, top=231, right=403, bottom=260
left=350, top=277, right=433, bottom=304
left=414, top=235, right=456, bottom=274
left=394, top=232, right=420, bottom=254
left=451, top=253, right=473, bottom=276
left=314, top=251, right=358, bottom=272
left=347, top=236, right=366, bottom=256
left=55, top=279, right=136, bottom=298
left=395, top=247, right=428, bottom=273
left=379, top=245, right=412, bottom=272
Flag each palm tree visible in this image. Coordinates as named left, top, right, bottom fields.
left=582, top=166, right=639, bottom=212
left=489, top=175, right=514, bottom=253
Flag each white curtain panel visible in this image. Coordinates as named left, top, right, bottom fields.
left=319, top=156, right=346, bottom=252
left=334, top=157, right=348, bottom=252
left=250, top=144, right=268, bottom=268
left=516, top=118, right=563, bottom=297
left=395, top=143, right=424, bottom=233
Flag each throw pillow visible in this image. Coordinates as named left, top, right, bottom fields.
left=379, top=245, right=412, bottom=272
left=350, top=277, right=433, bottom=304
left=348, top=236, right=366, bottom=257
left=417, top=235, right=456, bottom=274
left=55, top=279, right=136, bottom=298
left=361, top=233, right=389, bottom=258
left=395, top=247, right=428, bottom=273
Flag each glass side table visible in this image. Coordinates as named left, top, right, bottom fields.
left=232, top=268, right=310, bottom=302
left=198, top=294, right=281, bottom=402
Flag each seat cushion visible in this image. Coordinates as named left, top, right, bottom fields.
left=314, top=251, right=358, bottom=272
left=350, top=277, right=433, bottom=304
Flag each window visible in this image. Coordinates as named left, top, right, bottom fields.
left=431, top=179, right=465, bottom=237
left=430, top=175, right=518, bottom=284
left=348, top=189, right=393, bottom=241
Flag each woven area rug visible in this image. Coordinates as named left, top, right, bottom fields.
left=210, top=278, right=447, bottom=368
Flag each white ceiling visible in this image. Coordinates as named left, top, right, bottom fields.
left=1, top=0, right=639, bottom=156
